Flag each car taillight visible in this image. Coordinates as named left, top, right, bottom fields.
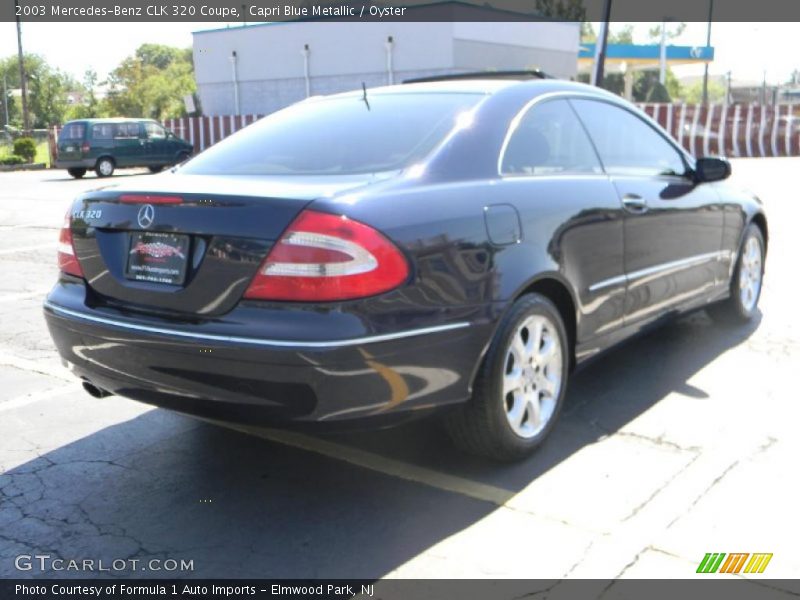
left=57, top=210, right=83, bottom=278
left=81, top=142, right=90, bottom=155
left=243, top=210, right=409, bottom=302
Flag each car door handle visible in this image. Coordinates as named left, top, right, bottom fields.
left=621, top=194, right=648, bottom=214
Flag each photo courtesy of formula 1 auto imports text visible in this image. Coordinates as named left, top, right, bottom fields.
left=0, top=0, right=799, bottom=598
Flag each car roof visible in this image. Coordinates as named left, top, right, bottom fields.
left=320, top=78, right=618, bottom=102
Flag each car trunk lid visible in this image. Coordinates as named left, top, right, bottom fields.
left=69, top=173, right=382, bottom=317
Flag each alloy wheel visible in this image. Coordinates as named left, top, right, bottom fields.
left=502, top=314, right=563, bottom=439
left=739, top=235, right=763, bottom=313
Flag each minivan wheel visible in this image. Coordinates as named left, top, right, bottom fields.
left=708, top=224, right=765, bottom=324
left=148, top=165, right=164, bottom=173
left=444, top=293, right=569, bottom=461
left=67, top=168, right=86, bottom=179
left=95, top=157, right=115, bottom=178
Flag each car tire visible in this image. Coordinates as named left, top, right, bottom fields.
left=95, top=157, right=115, bottom=178
left=148, top=165, right=164, bottom=173
left=708, top=224, right=765, bottom=324
left=444, top=293, right=569, bottom=461
left=67, top=168, right=86, bottom=179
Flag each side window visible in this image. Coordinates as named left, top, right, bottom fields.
left=570, top=99, right=687, bottom=178
left=91, top=123, right=114, bottom=140
left=146, top=122, right=166, bottom=139
left=114, top=123, right=139, bottom=138
left=501, top=99, right=602, bottom=176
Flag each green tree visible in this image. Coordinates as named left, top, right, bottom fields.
left=0, top=54, right=76, bottom=127
left=580, top=22, right=595, bottom=43
left=64, top=70, right=105, bottom=121
left=609, top=24, right=634, bottom=44
left=104, top=44, right=196, bottom=120
left=681, top=79, right=727, bottom=104
left=647, top=22, right=687, bottom=43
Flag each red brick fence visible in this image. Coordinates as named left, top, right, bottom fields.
left=638, top=103, right=800, bottom=158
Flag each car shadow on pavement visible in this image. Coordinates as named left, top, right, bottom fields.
left=0, top=310, right=759, bottom=579
left=328, top=310, right=763, bottom=490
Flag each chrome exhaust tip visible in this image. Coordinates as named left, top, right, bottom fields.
left=82, top=381, right=112, bottom=398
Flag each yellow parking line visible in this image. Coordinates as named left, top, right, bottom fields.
left=0, top=350, right=73, bottom=381
left=202, top=419, right=515, bottom=506
left=0, top=385, right=79, bottom=413
left=0, top=290, right=48, bottom=304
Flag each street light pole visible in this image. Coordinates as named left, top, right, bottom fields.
left=14, top=0, right=30, bottom=133
left=701, top=0, right=714, bottom=105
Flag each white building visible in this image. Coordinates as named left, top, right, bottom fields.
left=192, top=20, right=580, bottom=116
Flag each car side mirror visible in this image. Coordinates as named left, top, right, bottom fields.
left=694, top=157, right=731, bottom=183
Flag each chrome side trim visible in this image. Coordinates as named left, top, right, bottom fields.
left=588, top=251, right=724, bottom=293
left=43, top=301, right=471, bottom=349
left=588, top=274, right=627, bottom=293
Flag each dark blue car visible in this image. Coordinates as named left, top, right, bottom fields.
left=44, top=78, right=767, bottom=460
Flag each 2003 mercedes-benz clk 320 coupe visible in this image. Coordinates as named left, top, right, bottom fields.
left=45, top=77, right=768, bottom=460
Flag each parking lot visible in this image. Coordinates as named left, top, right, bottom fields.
left=0, top=161, right=798, bottom=586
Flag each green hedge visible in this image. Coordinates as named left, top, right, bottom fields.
left=0, top=155, right=25, bottom=166
left=13, top=138, right=37, bottom=163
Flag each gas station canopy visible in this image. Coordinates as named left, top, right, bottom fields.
left=578, top=43, right=714, bottom=73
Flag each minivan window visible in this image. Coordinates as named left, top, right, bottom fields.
left=59, top=123, right=85, bottom=141
left=182, top=92, right=485, bottom=176
left=115, top=123, right=140, bottom=138
left=570, top=99, right=687, bottom=178
left=91, top=123, right=114, bottom=140
left=145, top=122, right=166, bottom=139
left=502, top=99, right=602, bottom=176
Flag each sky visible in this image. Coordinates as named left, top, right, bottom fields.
left=0, top=21, right=797, bottom=85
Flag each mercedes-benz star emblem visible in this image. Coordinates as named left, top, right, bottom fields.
left=137, top=204, right=155, bottom=229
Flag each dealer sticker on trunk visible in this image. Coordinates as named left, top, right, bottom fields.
left=125, top=232, right=190, bottom=285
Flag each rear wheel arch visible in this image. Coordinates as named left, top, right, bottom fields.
left=468, top=274, right=577, bottom=394
left=515, top=276, right=577, bottom=371
left=750, top=212, right=768, bottom=253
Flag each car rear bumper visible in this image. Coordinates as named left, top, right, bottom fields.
left=44, top=281, right=496, bottom=429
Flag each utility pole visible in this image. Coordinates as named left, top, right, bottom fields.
left=14, top=0, right=30, bottom=133
left=2, top=73, right=9, bottom=129
left=591, top=0, right=613, bottom=88
left=701, top=0, right=714, bottom=105
left=659, top=21, right=667, bottom=85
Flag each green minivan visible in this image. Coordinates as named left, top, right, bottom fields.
left=56, top=118, right=194, bottom=178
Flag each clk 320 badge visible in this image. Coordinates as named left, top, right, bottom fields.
left=72, top=210, right=102, bottom=221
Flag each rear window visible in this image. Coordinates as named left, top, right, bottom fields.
left=59, top=123, right=85, bottom=141
left=182, top=92, right=484, bottom=176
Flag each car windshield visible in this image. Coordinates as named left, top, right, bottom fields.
left=181, top=92, right=484, bottom=176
